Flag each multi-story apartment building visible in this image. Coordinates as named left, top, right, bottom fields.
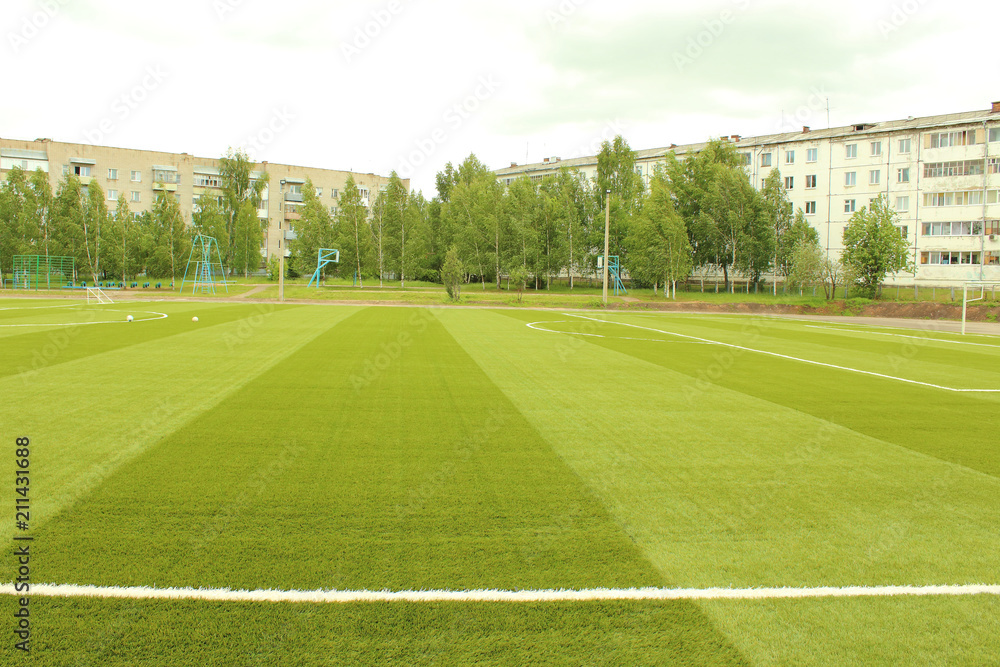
left=0, top=137, right=404, bottom=264
left=495, top=102, right=1000, bottom=286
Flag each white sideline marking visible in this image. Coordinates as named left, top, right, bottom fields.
left=804, top=325, right=1000, bottom=349
left=1, top=583, right=998, bottom=603
left=564, top=314, right=1000, bottom=393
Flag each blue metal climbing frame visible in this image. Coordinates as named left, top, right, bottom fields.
left=307, top=248, right=340, bottom=287
left=180, top=235, right=229, bottom=294
left=605, top=255, right=627, bottom=296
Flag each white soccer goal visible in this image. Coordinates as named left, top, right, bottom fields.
left=86, top=286, right=114, bottom=305
left=961, top=281, right=998, bottom=334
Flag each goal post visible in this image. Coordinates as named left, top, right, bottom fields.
left=961, top=281, right=999, bottom=334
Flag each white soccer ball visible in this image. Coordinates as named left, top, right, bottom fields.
left=126, top=315, right=134, bottom=322
left=192, top=316, right=199, bottom=322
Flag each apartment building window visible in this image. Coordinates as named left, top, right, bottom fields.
left=845, top=144, right=857, bottom=159
left=895, top=196, right=909, bottom=212
left=131, top=170, right=141, bottom=182
left=923, top=160, right=984, bottom=177
left=923, top=190, right=984, bottom=207
left=288, top=184, right=302, bottom=194
left=784, top=176, right=794, bottom=189
left=806, top=148, right=818, bottom=162
left=897, top=226, right=908, bottom=239
left=805, top=175, right=817, bottom=189
left=845, top=199, right=856, bottom=213
left=330, top=206, right=339, bottom=215
left=152, top=169, right=180, bottom=184
left=739, top=153, right=751, bottom=166
left=898, top=138, right=911, bottom=153
left=987, top=220, right=1000, bottom=235
left=760, top=153, right=772, bottom=167
left=805, top=201, right=817, bottom=214
left=130, top=191, right=141, bottom=203
left=989, top=158, right=1000, bottom=174
left=989, top=128, right=1000, bottom=142
left=360, top=187, right=369, bottom=199
left=927, top=130, right=978, bottom=148
left=785, top=151, right=795, bottom=165
left=845, top=171, right=856, bottom=186
left=107, top=168, right=118, bottom=180
left=986, top=251, right=1000, bottom=265
left=194, top=174, right=222, bottom=188
left=316, top=187, right=323, bottom=197
left=869, top=170, right=880, bottom=185
left=920, top=251, right=980, bottom=265
left=921, top=221, right=983, bottom=236
left=989, top=190, right=1000, bottom=204
left=62, top=165, right=69, bottom=176
left=332, top=189, right=339, bottom=198
left=897, top=168, right=910, bottom=183
left=72, top=165, right=91, bottom=177
left=870, top=141, right=882, bottom=157
left=108, top=190, right=118, bottom=201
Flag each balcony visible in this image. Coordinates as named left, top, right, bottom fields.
left=152, top=182, right=178, bottom=192
left=284, top=192, right=303, bottom=203
left=284, top=210, right=301, bottom=221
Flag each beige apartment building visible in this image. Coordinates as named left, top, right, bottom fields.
left=0, top=137, right=404, bottom=265
left=495, top=102, right=1000, bottom=286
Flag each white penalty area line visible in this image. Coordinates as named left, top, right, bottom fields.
left=527, top=320, right=711, bottom=344
left=565, top=314, right=1000, bottom=393
left=804, top=325, right=1000, bottom=349
left=2, top=583, right=998, bottom=604
left=0, top=308, right=167, bottom=327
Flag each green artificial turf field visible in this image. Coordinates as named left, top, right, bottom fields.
left=1, top=298, right=998, bottom=665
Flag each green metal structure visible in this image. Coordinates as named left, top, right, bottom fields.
left=180, top=235, right=229, bottom=294
left=307, top=248, right=340, bottom=287
left=600, top=255, right=627, bottom=296
left=11, top=255, right=76, bottom=290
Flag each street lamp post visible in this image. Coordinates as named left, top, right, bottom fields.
left=602, top=189, right=610, bottom=305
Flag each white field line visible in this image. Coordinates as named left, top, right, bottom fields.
left=804, top=325, right=1000, bottom=349
left=564, top=314, right=1000, bottom=393
left=1, top=583, right=998, bottom=603
left=0, top=308, right=167, bottom=327
left=527, top=321, right=711, bottom=344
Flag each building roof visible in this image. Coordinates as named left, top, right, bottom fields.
left=494, top=106, right=1000, bottom=176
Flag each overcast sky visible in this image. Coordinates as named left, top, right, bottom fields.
left=1, top=0, right=994, bottom=196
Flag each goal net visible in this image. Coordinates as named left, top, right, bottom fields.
left=86, top=287, right=114, bottom=305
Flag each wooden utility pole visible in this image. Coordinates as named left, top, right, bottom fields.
left=602, top=190, right=610, bottom=304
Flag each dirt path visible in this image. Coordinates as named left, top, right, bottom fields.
left=238, top=285, right=269, bottom=298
